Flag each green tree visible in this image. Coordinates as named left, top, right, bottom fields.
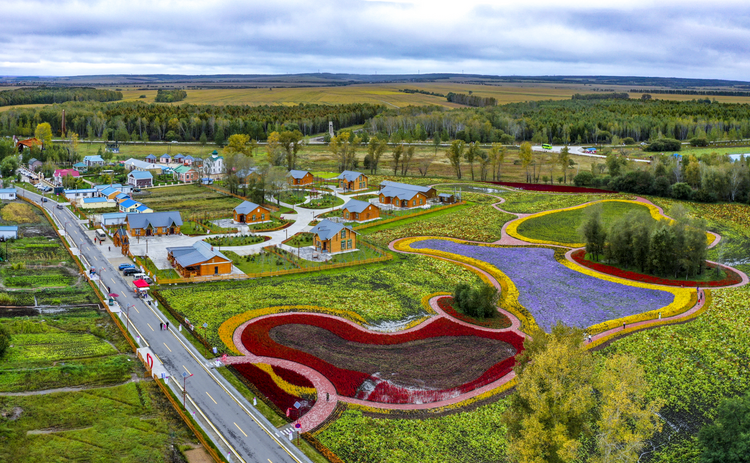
left=213, top=126, right=225, bottom=146
left=558, top=146, right=571, bottom=183
left=579, top=205, right=607, bottom=261
left=445, top=140, right=465, bottom=179
left=0, top=323, right=10, bottom=358
left=503, top=323, right=663, bottom=463
left=0, top=156, right=18, bottom=178
left=199, top=132, right=208, bottom=145
left=698, top=391, right=750, bottom=463
left=224, top=134, right=253, bottom=157
left=279, top=130, right=304, bottom=171
left=390, top=143, right=404, bottom=175
left=366, top=136, right=388, bottom=174
left=465, top=142, right=481, bottom=180
left=34, top=122, right=53, bottom=147
left=488, top=143, right=505, bottom=181
left=519, top=142, right=533, bottom=182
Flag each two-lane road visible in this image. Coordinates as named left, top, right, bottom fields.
left=20, top=188, right=310, bottom=463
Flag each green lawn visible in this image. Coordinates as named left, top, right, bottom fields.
left=223, top=250, right=292, bottom=274
left=303, top=193, right=344, bottom=209
left=516, top=200, right=654, bottom=244
left=133, top=184, right=241, bottom=221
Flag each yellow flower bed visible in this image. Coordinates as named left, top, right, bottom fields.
left=506, top=199, right=715, bottom=247
left=255, top=363, right=317, bottom=397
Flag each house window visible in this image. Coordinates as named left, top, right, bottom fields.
left=344, top=212, right=349, bottom=219
left=261, top=214, right=265, bottom=221
left=347, top=239, right=352, bottom=249
left=252, top=215, right=256, bottom=222
left=340, top=230, right=346, bottom=239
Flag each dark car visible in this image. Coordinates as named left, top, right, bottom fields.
left=56, top=204, right=63, bottom=210
left=41, top=198, right=48, bottom=203
left=123, top=268, right=139, bottom=276
left=118, top=263, right=136, bottom=270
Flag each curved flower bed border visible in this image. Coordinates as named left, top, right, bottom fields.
left=505, top=199, right=715, bottom=248
left=394, top=236, right=695, bottom=336
left=438, top=296, right=512, bottom=329
left=570, top=249, right=744, bottom=288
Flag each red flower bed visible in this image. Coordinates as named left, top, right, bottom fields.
left=232, top=363, right=305, bottom=414
left=272, top=365, right=315, bottom=389
left=437, top=297, right=511, bottom=329
left=571, top=249, right=743, bottom=287
left=240, top=314, right=525, bottom=404
left=488, top=181, right=614, bottom=194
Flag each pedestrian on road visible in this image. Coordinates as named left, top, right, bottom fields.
left=159, top=322, right=163, bottom=330
left=588, top=335, right=592, bottom=343
left=108, top=246, right=110, bottom=251
left=623, top=322, right=626, bottom=331
left=165, top=321, right=169, bottom=330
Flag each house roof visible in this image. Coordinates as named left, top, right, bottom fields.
left=173, top=165, right=194, bottom=174
left=237, top=167, right=260, bottom=178
left=101, top=212, right=127, bottom=220
left=336, top=170, right=365, bottom=182
left=83, top=197, right=109, bottom=204
left=160, top=153, right=171, bottom=159
left=124, top=158, right=160, bottom=170
left=95, top=184, right=122, bottom=190
left=100, top=187, right=118, bottom=197
left=135, top=205, right=151, bottom=212
left=0, top=226, right=18, bottom=232
left=183, top=155, right=194, bottom=161
left=55, top=169, right=80, bottom=177
left=379, top=180, right=432, bottom=193
left=17, top=138, right=41, bottom=148
left=287, top=170, right=310, bottom=179
left=380, top=186, right=422, bottom=201
left=115, top=193, right=129, bottom=200
left=128, top=171, right=153, bottom=179
left=120, top=199, right=138, bottom=209
left=126, top=211, right=183, bottom=229
left=166, top=240, right=230, bottom=268
left=174, top=154, right=185, bottom=160
left=145, top=154, right=157, bottom=160
left=73, top=162, right=86, bottom=167
left=438, top=193, right=453, bottom=198
left=0, top=188, right=16, bottom=195
left=83, top=155, right=104, bottom=162
left=234, top=201, right=263, bottom=214
left=309, top=219, right=356, bottom=241
left=64, top=188, right=97, bottom=194
left=342, top=199, right=371, bottom=214
left=28, top=158, right=38, bottom=164
left=211, top=150, right=218, bottom=155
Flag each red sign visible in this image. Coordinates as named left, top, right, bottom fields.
left=146, top=353, right=154, bottom=370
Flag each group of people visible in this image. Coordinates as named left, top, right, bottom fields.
left=159, top=321, right=169, bottom=331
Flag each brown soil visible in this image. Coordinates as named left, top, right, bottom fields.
left=183, top=447, right=213, bottom=463
left=270, top=324, right=516, bottom=390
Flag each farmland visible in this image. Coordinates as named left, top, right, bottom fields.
left=132, top=184, right=242, bottom=221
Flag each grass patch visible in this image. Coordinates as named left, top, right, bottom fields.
left=181, top=219, right=237, bottom=235
left=516, top=200, right=654, bottom=245
left=134, top=184, right=241, bottom=221
left=284, top=233, right=314, bottom=248
left=303, top=194, right=344, bottom=209
left=496, top=191, right=620, bottom=214
left=223, top=250, right=295, bottom=274
left=204, top=235, right=267, bottom=246
left=278, top=191, right=307, bottom=205
left=135, top=256, right=180, bottom=280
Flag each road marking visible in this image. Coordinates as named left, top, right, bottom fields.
left=206, top=392, right=217, bottom=404
left=183, top=365, right=191, bottom=375
left=147, top=323, right=154, bottom=332
left=163, top=342, right=172, bottom=352
left=132, top=305, right=139, bottom=313
left=234, top=422, right=247, bottom=437
left=268, top=460, right=273, bottom=463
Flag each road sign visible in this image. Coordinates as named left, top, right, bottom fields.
left=294, top=401, right=302, bottom=409
left=294, top=423, right=301, bottom=429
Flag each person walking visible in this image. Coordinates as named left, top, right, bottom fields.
left=159, top=322, right=163, bottom=331
left=165, top=321, right=169, bottom=330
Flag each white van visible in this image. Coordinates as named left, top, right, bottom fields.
left=95, top=229, right=107, bottom=240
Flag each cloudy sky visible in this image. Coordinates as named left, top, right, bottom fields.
left=2, top=0, right=750, bottom=80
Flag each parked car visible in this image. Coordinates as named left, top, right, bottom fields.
left=118, top=263, right=136, bottom=270
left=41, top=198, right=47, bottom=203
left=123, top=268, right=139, bottom=276
left=131, top=272, right=147, bottom=280
left=143, top=276, right=154, bottom=285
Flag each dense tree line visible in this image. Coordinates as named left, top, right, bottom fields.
left=398, top=88, right=445, bottom=97
left=368, top=98, right=750, bottom=144
left=631, top=88, right=750, bottom=97
left=446, top=92, right=497, bottom=107
left=581, top=206, right=708, bottom=278
left=0, top=101, right=383, bottom=142
left=571, top=92, right=630, bottom=100
left=0, top=87, right=122, bottom=107
left=574, top=150, right=750, bottom=204
left=154, top=89, right=187, bottom=102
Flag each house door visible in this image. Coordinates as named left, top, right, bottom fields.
left=146, top=228, right=152, bottom=236
left=322, top=242, right=327, bottom=251
left=170, top=227, right=175, bottom=235
left=239, top=214, right=245, bottom=223
left=214, top=266, right=219, bottom=275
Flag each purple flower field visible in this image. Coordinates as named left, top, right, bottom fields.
left=411, top=239, right=675, bottom=331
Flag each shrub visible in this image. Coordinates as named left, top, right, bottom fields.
left=1, top=203, right=37, bottom=224
left=689, top=137, right=709, bottom=147
left=693, top=188, right=717, bottom=203
left=0, top=323, right=10, bottom=358
left=670, top=182, right=693, bottom=200
left=651, top=176, right=671, bottom=197
left=573, top=171, right=594, bottom=187
left=452, top=283, right=498, bottom=319
left=644, top=138, right=682, bottom=152
left=698, top=391, right=750, bottom=463
left=622, top=137, right=636, bottom=145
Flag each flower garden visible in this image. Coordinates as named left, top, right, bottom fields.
left=152, top=187, right=750, bottom=463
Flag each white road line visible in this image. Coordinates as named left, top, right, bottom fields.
left=206, top=392, right=217, bottom=404
left=234, top=422, right=248, bottom=437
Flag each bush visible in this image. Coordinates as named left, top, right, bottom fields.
left=651, top=176, right=671, bottom=197
left=670, top=182, right=693, bottom=200
left=693, top=188, right=717, bottom=203
left=689, top=137, right=709, bottom=147
left=452, top=283, right=498, bottom=319
left=698, top=391, right=750, bottom=463
left=0, top=323, right=10, bottom=358
left=645, top=138, right=682, bottom=152
left=573, top=171, right=594, bottom=187
left=622, top=137, right=636, bottom=145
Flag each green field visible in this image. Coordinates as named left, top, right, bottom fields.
left=133, top=184, right=242, bottom=221
left=515, top=200, right=654, bottom=244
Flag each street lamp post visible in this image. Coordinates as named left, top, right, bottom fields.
left=125, top=304, right=133, bottom=335
left=181, top=371, right=193, bottom=408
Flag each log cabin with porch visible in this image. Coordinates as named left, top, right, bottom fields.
left=341, top=199, right=380, bottom=222
left=126, top=211, right=182, bottom=237
left=286, top=170, right=314, bottom=187
left=233, top=201, right=271, bottom=224
left=166, top=240, right=233, bottom=278
left=309, top=219, right=357, bottom=254
left=335, top=171, right=368, bottom=191
left=378, top=186, right=429, bottom=209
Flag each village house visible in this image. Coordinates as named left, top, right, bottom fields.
left=16, top=138, right=42, bottom=153
left=173, top=165, right=197, bottom=183
left=73, top=162, right=88, bottom=173
left=78, top=197, right=114, bottom=210
left=119, top=199, right=141, bottom=213
left=379, top=180, right=437, bottom=199
left=378, top=186, right=429, bottom=208
left=126, top=211, right=182, bottom=237
left=82, top=155, right=105, bottom=167
left=99, top=212, right=127, bottom=228
left=237, top=167, right=262, bottom=185
left=233, top=201, right=271, bottom=224
left=336, top=171, right=368, bottom=191
left=54, top=169, right=80, bottom=185
left=128, top=171, right=154, bottom=188
left=112, top=228, right=130, bottom=255
left=341, top=199, right=380, bottom=222
left=28, top=158, right=42, bottom=172
left=174, top=154, right=185, bottom=164
left=438, top=193, right=456, bottom=204
left=0, top=189, right=17, bottom=201
left=183, top=155, right=194, bottom=166
left=145, top=154, right=157, bottom=163
left=0, top=226, right=19, bottom=240
left=63, top=188, right=97, bottom=201
left=166, top=240, right=233, bottom=278
left=286, top=170, right=313, bottom=186
left=123, top=158, right=163, bottom=173
left=159, top=153, right=171, bottom=164
left=135, top=204, right=153, bottom=213
left=309, top=219, right=358, bottom=254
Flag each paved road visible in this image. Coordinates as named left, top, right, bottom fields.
left=531, top=144, right=651, bottom=163
left=18, top=188, right=310, bottom=463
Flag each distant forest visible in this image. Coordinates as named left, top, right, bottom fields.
left=0, top=87, right=122, bottom=107
left=155, top=89, right=187, bottom=102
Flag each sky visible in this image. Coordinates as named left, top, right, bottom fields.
left=2, top=0, right=750, bottom=80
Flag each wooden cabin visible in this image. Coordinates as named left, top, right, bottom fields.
left=341, top=199, right=380, bottom=222
left=166, top=240, right=233, bottom=278
left=309, top=219, right=357, bottom=254
left=233, top=201, right=271, bottom=224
